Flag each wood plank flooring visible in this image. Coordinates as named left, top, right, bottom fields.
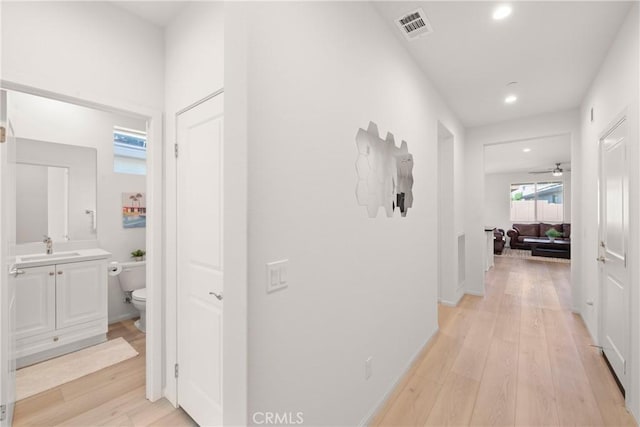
left=373, top=257, right=638, bottom=426
left=13, top=319, right=195, bottom=427
left=13, top=257, right=638, bottom=426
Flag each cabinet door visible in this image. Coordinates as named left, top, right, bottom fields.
left=15, top=266, right=56, bottom=340
left=55, top=260, right=107, bottom=329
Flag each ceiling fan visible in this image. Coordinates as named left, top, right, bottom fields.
left=529, top=162, right=570, bottom=177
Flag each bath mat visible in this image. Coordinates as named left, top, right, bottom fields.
left=497, top=248, right=571, bottom=264
left=16, top=337, right=138, bottom=400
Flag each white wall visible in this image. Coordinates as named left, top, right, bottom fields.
left=579, top=4, right=639, bottom=420
left=1, top=1, right=164, bottom=111
left=227, top=3, right=465, bottom=424
left=163, top=2, right=249, bottom=421
left=9, top=92, right=146, bottom=324
left=2, top=0, right=166, bottom=400
left=465, top=110, right=580, bottom=303
left=165, top=5, right=249, bottom=422
left=484, top=171, right=572, bottom=246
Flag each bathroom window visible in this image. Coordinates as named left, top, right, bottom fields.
left=113, top=126, right=147, bottom=175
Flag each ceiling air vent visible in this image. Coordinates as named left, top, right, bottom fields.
left=396, top=8, right=433, bottom=41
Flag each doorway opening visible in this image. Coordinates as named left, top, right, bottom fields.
left=437, top=122, right=460, bottom=311
left=173, top=91, right=225, bottom=425
left=0, top=83, right=163, bottom=426
left=483, top=134, right=572, bottom=268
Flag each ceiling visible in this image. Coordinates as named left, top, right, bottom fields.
left=483, top=134, right=571, bottom=175
left=111, top=1, right=189, bottom=27
left=374, top=2, right=633, bottom=127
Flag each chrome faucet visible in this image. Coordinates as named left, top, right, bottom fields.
left=43, top=235, right=53, bottom=255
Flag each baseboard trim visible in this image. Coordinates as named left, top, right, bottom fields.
left=359, top=329, right=438, bottom=426
left=439, top=292, right=464, bottom=307
left=465, top=290, right=485, bottom=297
left=108, top=312, right=138, bottom=325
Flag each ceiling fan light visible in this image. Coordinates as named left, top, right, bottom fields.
left=552, top=171, right=563, bottom=177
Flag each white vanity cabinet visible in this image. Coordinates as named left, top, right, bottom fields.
left=55, top=261, right=107, bottom=329
left=15, top=266, right=56, bottom=341
left=14, top=251, right=110, bottom=368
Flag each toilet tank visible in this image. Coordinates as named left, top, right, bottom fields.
left=117, top=261, right=146, bottom=292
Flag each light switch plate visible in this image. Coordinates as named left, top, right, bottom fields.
left=266, top=259, right=289, bottom=293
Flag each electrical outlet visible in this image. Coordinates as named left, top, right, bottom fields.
left=266, top=259, right=289, bottom=293
left=365, top=356, right=373, bottom=380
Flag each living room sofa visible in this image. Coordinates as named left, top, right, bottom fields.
left=494, top=228, right=506, bottom=255
left=507, top=223, right=571, bottom=250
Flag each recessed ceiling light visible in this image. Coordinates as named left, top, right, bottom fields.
left=505, top=95, right=517, bottom=104
left=493, top=5, right=512, bottom=20
left=523, top=148, right=531, bottom=153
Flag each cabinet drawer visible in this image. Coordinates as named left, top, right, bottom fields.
left=16, top=318, right=107, bottom=368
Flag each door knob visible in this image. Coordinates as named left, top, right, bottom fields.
left=597, top=256, right=607, bottom=263
left=209, top=291, right=223, bottom=301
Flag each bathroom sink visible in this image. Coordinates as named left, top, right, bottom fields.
left=19, top=252, right=81, bottom=262
left=15, top=249, right=110, bottom=268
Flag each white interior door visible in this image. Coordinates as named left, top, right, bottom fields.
left=176, top=93, right=224, bottom=426
left=0, top=90, right=17, bottom=426
left=598, top=117, right=629, bottom=391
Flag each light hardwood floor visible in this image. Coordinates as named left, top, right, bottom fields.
left=372, top=256, right=637, bottom=427
left=13, top=319, right=195, bottom=427
left=13, top=257, right=637, bottom=426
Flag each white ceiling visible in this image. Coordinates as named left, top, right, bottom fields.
left=111, top=1, right=189, bottom=27
left=374, top=2, right=633, bottom=127
left=484, top=134, right=571, bottom=175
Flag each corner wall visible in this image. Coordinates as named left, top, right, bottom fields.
left=163, top=4, right=250, bottom=423
left=227, top=2, right=465, bottom=424
left=579, top=3, right=639, bottom=419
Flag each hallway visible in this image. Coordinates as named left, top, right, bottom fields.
left=373, top=257, right=636, bottom=426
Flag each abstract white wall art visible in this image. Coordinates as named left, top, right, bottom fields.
left=355, top=121, right=414, bottom=218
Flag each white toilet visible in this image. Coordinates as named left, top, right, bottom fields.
left=115, top=260, right=147, bottom=333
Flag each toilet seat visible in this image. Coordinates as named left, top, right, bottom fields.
left=132, top=288, right=147, bottom=302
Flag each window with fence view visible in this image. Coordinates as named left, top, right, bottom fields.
left=510, top=182, right=563, bottom=223
left=113, top=127, right=147, bottom=175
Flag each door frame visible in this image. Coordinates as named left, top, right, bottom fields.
left=175, top=90, right=225, bottom=424
left=0, top=87, right=16, bottom=427
left=166, top=88, right=248, bottom=424
left=0, top=80, right=164, bottom=401
left=597, top=110, right=631, bottom=393
left=436, top=121, right=459, bottom=306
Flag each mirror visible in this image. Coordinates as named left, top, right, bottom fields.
left=16, top=164, right=69, bottom=243
left=16, top=138, right=97, bottom=244
left=355, top=121, right=414, bottom=218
